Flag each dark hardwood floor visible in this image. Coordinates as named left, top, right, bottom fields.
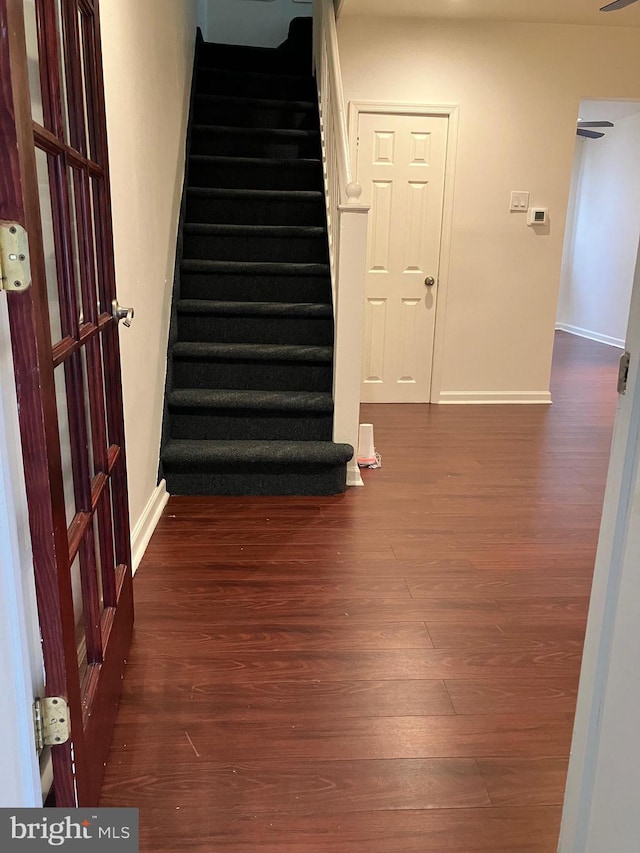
left=100, top=332, right=620, bottom=851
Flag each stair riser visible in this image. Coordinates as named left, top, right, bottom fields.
left=188, top=159, right=322, bottom=191
left=164, top=464, right=347, bottom=496
left=182, top=233, right=329, bottom=264
left=172, top=358, right=332, bottom=392
left=194, top=101, right=317, bottom=131
left=180, top=272, right=331, bottom=303
left=186, top=194, right=326, bottom=226
left=178, top=314, right=333, bottom=346
left=197, top=71, right=315, bottom=101
left=170, top=410, right=332, bottom=441
left=191, top=130, right=320, bottom=159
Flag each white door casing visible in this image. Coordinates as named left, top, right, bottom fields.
left=354, top=108, right=448, bottom=402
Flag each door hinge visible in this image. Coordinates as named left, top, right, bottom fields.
left=33, top=697, right=70, bottom=753
left=618, top=351, right=631, bottom=395
left=0, top=222, right=32, bottom=292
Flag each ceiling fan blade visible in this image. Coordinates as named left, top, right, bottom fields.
left=577, top=120, right=615, bottom=128
left=600, top=0, right=639, bottom=11
left=577, top=128, right=605, bottom=139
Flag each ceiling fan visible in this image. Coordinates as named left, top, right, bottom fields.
left=600, top=0, right=640, bottom=10
left=577, top=120, right=614, bottom=139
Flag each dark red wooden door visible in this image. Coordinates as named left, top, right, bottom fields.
left=0, top=0, right=133, bottom=806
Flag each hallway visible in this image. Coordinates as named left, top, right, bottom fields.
left=100, top=332, right=620, bottom=851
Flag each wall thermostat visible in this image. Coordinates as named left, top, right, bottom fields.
left=527, top=207, right=548, bottom=226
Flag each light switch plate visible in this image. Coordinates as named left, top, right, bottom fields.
left=510, top=191, right=530, bottom=212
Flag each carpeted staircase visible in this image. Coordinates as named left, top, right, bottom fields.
left=160, top=24, right=353, bottom=496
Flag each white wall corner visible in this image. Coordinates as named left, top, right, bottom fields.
left=130, top=480, right=169, bottom=574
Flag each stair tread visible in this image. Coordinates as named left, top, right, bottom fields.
left=181, top=260, right=329, bottom=277
left=195, top=93, right=316, bottom=111
left=190, top=154, right=321, bottom=167
left=183, top=223, right=326, bottom=237
left=187, top=187, right=322, bottom=199
left=192, top=124, right=319, bottom=139
left=169, top=388, right=333, bottom=411
left=172, top=342, right=333, bottom=362
left=177, top=299, right=332, bottom=317
left=201, top=42, right=279, bottom=54
left=197, top=66, right=312, bottom=84
left=163, top=439, right=353, bottom=466
left=180, top=259, right=329, bottom=276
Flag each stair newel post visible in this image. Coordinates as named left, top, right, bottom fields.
left=333, top=181, right=369, bottom=485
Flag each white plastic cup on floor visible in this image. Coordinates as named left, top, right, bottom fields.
left=357, top=423, right=376, bottom=466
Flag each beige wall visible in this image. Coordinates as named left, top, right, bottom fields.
left=338, top=18, right=640, bottom=401
left=101, top=1, right=197, bottom=529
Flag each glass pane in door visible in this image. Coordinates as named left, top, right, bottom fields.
left=23, top=0, right=44, bottom=125
left=54, top=365, right=77, bottom=527
left=35, top=147, right=63, bottom=344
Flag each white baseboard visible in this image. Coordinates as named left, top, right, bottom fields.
left=436, top=391, right=552, bottom=404
left=130, top=480, right=169, bottom=575
left=347, top=461, right=364, bottom=487
left=556, top=322, right=624, bottom=349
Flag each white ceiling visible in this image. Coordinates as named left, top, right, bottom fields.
left=340, top=0, right=640, bottom=28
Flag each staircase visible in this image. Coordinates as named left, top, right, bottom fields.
left=160, top=25, right=353, bottom=496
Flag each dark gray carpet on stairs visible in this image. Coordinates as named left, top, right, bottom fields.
left=160, top=22, right=353, bottom=495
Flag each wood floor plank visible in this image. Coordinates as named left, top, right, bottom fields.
left=134, top=558, right=480, bottom=579
left=445, top=678, right=579, bottom=714
left=132, top=577, right=413, bottom=600
left=99, top=333, right=619, bottom=851
left=127, top=807, right=563, bottom=853
left=476, top=757, right=570, bottom=806
left=119, top=678, right=458, bottom=721
left=108, top=713, right=574, bottom=762
left=134, top=595, right=505, bottom=624
left=121, top=647, right=579, bottom=684
left=425, top=620, right=587, bottom=649
left=131, top=621, right=434, bottom=651
left=100, top=757, right=492, bottom=813
left=498, top=597, right=591, bottom=621
left=142, top=542, right=400, bottom=561
left=408, top=575, right=593, bottom=599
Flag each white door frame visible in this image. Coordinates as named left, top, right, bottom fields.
left=0, top=296, right=43, bottom=807
left=348, top=100, right=459, bottom=403
left=559, top=236, right=640, bottom=851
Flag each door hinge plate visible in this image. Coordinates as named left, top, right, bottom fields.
left=0, top=222, right=32, bottom=292
left=618, top=351, right=631, bottom=395
left=33, top=697, right=70, bottom=753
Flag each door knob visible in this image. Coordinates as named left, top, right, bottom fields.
left=112, top=299, right=134, bottom=328
left=424, top=276, right=435, bottom=287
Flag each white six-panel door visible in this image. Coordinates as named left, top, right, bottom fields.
left=356, top=112, right=448, bottom=402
